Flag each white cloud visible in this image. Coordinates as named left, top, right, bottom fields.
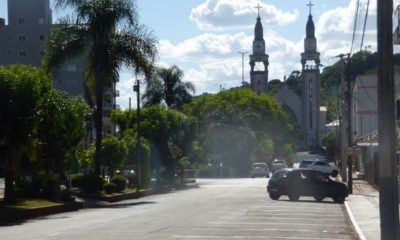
left=157, top=29, right=302, bottom=95
left=159, top=32, right=251, bottom=60
left=315, top=0, right=378, bottom=61
left=190, top=0, right=299, bottom=31
left=117, top=0, right=385, bottom=110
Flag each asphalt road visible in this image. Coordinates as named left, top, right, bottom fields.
left=0, top=178, right=356, bottom=240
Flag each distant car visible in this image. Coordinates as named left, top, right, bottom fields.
left=299, top=159, right=314, bottom=168
left=271, top=159, right=287, bottom=171
left=267, top=168, right=348, bottom=203
left=300, top=159, right=339, bottom=177
left=250, top=162, right=270, bottom=178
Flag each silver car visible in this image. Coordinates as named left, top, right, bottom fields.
left=250, top=162, right=270, bottom=178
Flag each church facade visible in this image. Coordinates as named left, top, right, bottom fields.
left=249, top=5, right=326, bottom=149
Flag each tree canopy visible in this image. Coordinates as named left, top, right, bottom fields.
left=43, top=0, right=157, bottom=176
left=182, top=88, right=297, bottom=176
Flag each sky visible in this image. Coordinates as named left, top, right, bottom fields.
left=0, top=0, right=395, bottom=109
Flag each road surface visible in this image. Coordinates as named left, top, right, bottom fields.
left=0, top=178, right=356, bottom=240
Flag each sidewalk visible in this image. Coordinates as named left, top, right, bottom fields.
left=345, top=180, right=380, bottom=240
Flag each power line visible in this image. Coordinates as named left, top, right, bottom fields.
left=360, top=0, right=370, bottom=51
left=350, top=0, right=361, bottom=55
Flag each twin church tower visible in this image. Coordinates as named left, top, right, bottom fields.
left=249, top=2, right=323, bottom=148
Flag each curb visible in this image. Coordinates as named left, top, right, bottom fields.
left=344, top=200, right=367, bottom=240
left=0, top=201, right=83, bottom=225
left=103, top=189, right=152, bottom=203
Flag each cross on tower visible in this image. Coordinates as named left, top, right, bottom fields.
left=307, top=1, right=314, bottom=15
left=255, top=3, right=262, bottom=17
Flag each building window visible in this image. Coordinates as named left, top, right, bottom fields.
left=19, top=51, right=26, bottom=57
left=396, top=99, right=400, bottom=120
left=38, top=18, right=44, bottom=24
left=67, top=80, right=77, bottom=88
left=18, top=35, right=26, bottom=42
left=39, top=35, right=44, bottom=41
left=18, top=18, right=25, bottom=24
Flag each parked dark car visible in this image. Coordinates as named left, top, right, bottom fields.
left=267, top=168, right=348, bottom=203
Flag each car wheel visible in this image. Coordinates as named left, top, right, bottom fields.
left=331, top=170, right=338, bottom=177
left=313, top=195, right=324, bottom=202
left=288, top=193, right=300, bottom=201
left=333, top=196, right=345, bottom=203
left=269, top=193, right=280, bottom=200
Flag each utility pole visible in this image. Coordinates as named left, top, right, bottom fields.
left=344, top=55, right=353, bottom=195
left=133, top=79, right=141, bottom=190
left=377, top=1, right=400, bottom=239
left=238, top=51, right=247, bottom=85
left=336, top=53, right=351, bottom=188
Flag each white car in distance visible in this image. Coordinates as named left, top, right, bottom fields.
left=300, top=159, right=339, bottom=177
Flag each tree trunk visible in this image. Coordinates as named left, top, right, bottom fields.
left=4, top=147, right=16, bottom=203
left=94, top=72, right=104, bottom=177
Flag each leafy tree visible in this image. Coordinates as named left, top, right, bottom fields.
left=121, top=129, right=151, bottom=186
left=268, top=79, right=283, bottom=95
left=101, top=135, right=127, bottom=177
left=182, top=89, right=297, bottom=177
left=0, top=65, right=51, bottom=202
left=114, top=105, right=195, bottom=184
left=142, top=65, right=195, bottom=109
left=36, top=89, right=91, bottom=176
left=43, top=0, right=157, bottom=176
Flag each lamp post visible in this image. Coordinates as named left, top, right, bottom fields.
left=133, top=78, right=141, bottom=190
left=239, top=51, right=247, bottom=86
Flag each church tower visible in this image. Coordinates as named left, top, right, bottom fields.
left=301, top=2, right=321, bottom=147
left=249, top=5, right=269, bottom=95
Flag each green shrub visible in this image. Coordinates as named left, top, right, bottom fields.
left=71, top=173, right=84, bottom=188
left=111, top=175, right=127, bottom=192
left=80, top=174, right=104, bottom=192
left=31, top=172, right=60, bottom=199
left=15, top=175, right=33, bottom=198
left=103, top=183, right=116, bottom=194
left=58, top=189, right=74, bottom=202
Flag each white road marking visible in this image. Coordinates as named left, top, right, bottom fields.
left=173, top=235, right=348, bottom=240
left=208, top=221, right=347, bottom=228
left=219, top=216, right=346, bottom=222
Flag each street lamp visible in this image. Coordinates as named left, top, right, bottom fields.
left=238, top=51, right=248, bottom=86
left=133, top=78, right=142, bottom=190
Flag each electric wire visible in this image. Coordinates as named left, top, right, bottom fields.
left=360, top=0, right=370, bottom=51
left=350, top=0, right=361, bottom=55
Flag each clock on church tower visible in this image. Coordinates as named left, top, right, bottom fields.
left=253, top=40, right=265, bottom=54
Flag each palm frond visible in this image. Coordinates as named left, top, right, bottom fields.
left=42, top=18, right=89, bottom=71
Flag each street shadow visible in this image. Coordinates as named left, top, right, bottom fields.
left=86, top=201, right=156, bottom=209
left=273, top=198, right=338, bottom=204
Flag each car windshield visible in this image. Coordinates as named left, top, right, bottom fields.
left=253, top=163, right=266, bottom=168
left=299, top=160, right=313, bottom=167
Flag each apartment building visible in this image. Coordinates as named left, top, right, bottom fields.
left=0, top=0, right=118, bottom=136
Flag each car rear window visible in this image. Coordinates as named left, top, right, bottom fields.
left=253, top=163, right=266, bottom=168
left=299, top=160, right=313, bottom=168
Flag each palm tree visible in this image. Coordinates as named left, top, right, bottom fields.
left=142, top=65, right=195, bottom=108
left=43, top=0, right=157, bottom=176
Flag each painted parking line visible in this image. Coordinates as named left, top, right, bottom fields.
left=173, top=235, right=349, bottom=240
left=208, top=221, right=347, bottom=228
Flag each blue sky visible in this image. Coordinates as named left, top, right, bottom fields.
left=0, top=0, right=383, bottom=109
